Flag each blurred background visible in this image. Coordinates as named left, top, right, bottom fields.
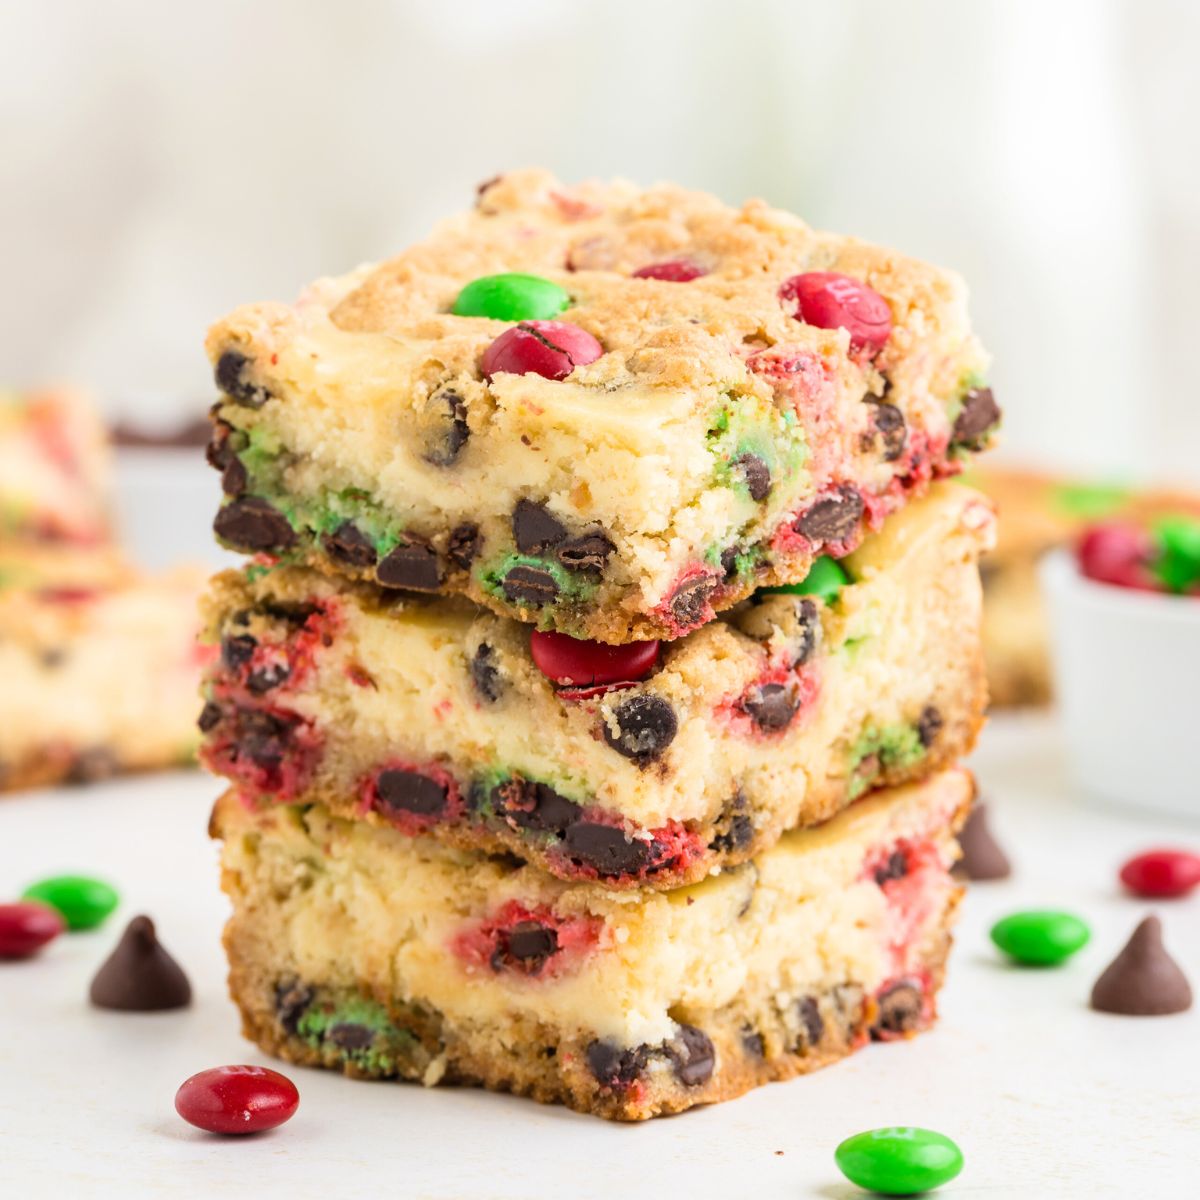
left=2, top=0, right=1198, bottom=483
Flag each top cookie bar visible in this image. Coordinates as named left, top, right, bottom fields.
left=206, top=170, right=996, bottom=643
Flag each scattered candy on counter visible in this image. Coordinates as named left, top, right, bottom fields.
left=990, top=909, right=1091, bottom=966
left=834, top=1126, right=964, bottom=1196
left=0, top=901, right=65, bottom=959
left=89, top=915, right=192, bottom=1012
left=452, top=273, right=570, bottom=321
left=954, top=802, right=1012, bottom=881
left=1090, top=915, right=1193, bottom=1016
left=529, top=629, right=659, bottom=687
left=481, top=320, right=603, bottom=381
left=175, top=1065, right=300, bottom=1135
left=21, top=874, right=119, bottom=931
left=1119, top=849, right=1200, bottom=899
left=1077, top=514, right=1200, bottom=596
left=759, top=555, right=849, bottom=604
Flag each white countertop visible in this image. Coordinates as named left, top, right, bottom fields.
left=2, top=713, right=1197, bottom=1200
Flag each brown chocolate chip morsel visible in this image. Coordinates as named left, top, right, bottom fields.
left=916, top=705, right=943, bottom=748
left=951, top=386, right=1001, bottom=446
left=500, top=564, right=560, bottom=607
left=741, top=1028, right=766, bottom=1058
left=247, top=662, right=292, bottom=694
left=89, top=915, right=192, bottom=1011
left=214, top=349, right=272, bottom=409
left=221, top=457, right=248, bottom=495
left=221, top=633, right=256, bottom=671
left=954, top=802, right=1012, bottom=881
left=323, top=522, right=378, bottom=569
left=204, top=421, right=233, bottom=471
left=447, top=522, right=482, bottom=569
left=327, top=1023, right=375, bottom=1050
left=375, top=769, right=449, bottom=818
left=732, top=453, right=772, bottom=501
left=556, top=532, right=615, bottom=578
left=197, top=701, right=222, bottom=733
left=469, top=643, right=503, bottom=703
left=1090, top=916, right=1193, bottom=1016
left=586, top=1040, right=648, bottom=1091
left=490, top=778, right=582, bottom=835
left=741, top=682, right=800, bottom=732
left=494, top=921, right=559, bottom=975
left=513, top=499, right=567, bottom=554
left=214, top=496, right=297, bottom=552
left=866, top=399, right=907, bottom=461
left=669, top=1024, right=715, bottom=1087
left=871, top=981, right=924, bottom=1038
left=794, top=485, right=865, bottom=544
left=603, top=695, right=678, bottom=765
left=563, top=822, right=652, bottom=877
left=668, top=574, right=717, bottom=628
left=873, top=849, right=909, bottom=886
left=708, top=795, right=754, bottom=855
left=274, top=980, right=313, bottom=1035
left=376, top=538, right=442, bottom=591
left=794, top=996, right=825, bottom=1050
left=423, top=389, right=470, bottom=467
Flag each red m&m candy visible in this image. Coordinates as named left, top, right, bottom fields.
left=779, top=271, right=892, bottom=356
left=1077, top=523, right=1155, bottom=590
left=1119, top=849, right=1200, bottom=899
left=175, top=1065, right=299, bottom=1135
left=481, top=321, right=602, bottom=381
left=632, top=260, right=706, bottom=282
left=530, top=629, right=659, bottom=687
left=0, top=901, right=65, bottom=959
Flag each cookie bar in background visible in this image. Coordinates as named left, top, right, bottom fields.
left=205, top=169, right=999, bottom=644
left=0, top=546, right=211, bottom=791
left=0, top=388, right=111, bottom=545
left=214, top=767, right=971, bottom=1121
left=199, top=482, right=992, bottom=888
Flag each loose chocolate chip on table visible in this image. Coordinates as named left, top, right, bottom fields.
left=447, top=522, right=482, bottom=569
left=327, top=1023, right=376, bottom=1050
left=952, top=386, right=1000, bottom=445
left=795, top=996, right=825, bottom=1049
left=916, top=705, right=943, bottom=748
left=490, top=778, right=582, bottom=834
left=732, top=453, right=772, bottom=501
left=741, top=682, right=800, bottom=732
left=214, top=497, right=297, bottom=552
left=954, top=802, right=1012, bottom=881
left=1090, top=915, right=1193, bottom=1016
left=470, top=643, right=502, bottom=702
left=221, top=634, right=257, bottom=671
left=603, top=695, right=678, bottom=764
left=376, top=538, right=442, bottom=591
left=214, top=349, right=272, bottom=408
left=423, top=390, right=470, bottom=467
left=375, top=769, right=448, bottom=818
left=563, top=823, right=652, bottom=877
left=512, top=499, right=567, bottom=554
left=670, top=1025, right=715, bottom=1087
left=794, top=485, right=865, bottom=544
left=866, top=399, right=907, bottom=461
left=668, top=574, right=717, bottom=627
left=873, top=849, right=909, bottom=886
left=197, top=701, right=222, bottom=733
left=872, top=982, right=923, bottom=1037
left=501, top=564, right=560, bottom=607
left=556, top=532, right=615, bottom=577
left=323, top=522, right=378, bottom=569
left=275, top=981, right=314, bottom=1035
left=586, top=1040, right=648, bottom=1090
left=89, top=915, right=192, bottom=1011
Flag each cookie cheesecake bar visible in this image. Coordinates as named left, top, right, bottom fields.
left=214, top=767, right=971, bottom=1121
left=198, top=482, right=992, bottom=887
left=205, top=170, right=999, bottom=643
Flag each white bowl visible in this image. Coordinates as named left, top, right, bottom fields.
left=1040, top=550, right=1200, bottom=820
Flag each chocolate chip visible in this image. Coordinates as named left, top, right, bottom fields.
left=794, top=485, right=864, bottom=544
left=873, top=849, right=909, bottom=886
left=214, top=496, right=296, bottom=552
left=733, top=453, right=772, bottom=501
left=709, top=811, right=754, bottom=855
left=603, top=695, right=678, bottom=765
left=204, top=421, right=233, bottom=471
left=916, top=705, right=943, bottom=748
left=274, top=980, right=313, bottom=1035
left=740, top=682, right=800, bottom=732
left=794, top=996, right=825, bottom=1050
left=513, top=499, right=567, bottom=554
left=327, top=1023, right=375, bottom=1050
left=221, top=634, right=256, bottom=671
left=563, top=823, right=652, bottom=877
left=951, top=386, right=1000, bottom=446
left=323, top=522, right=377, bottom=569
left=954, top=802, right=1012, bottom=881
left=741, top=1028, right=765, bottom=1058
left=501, top=564, right=559, bottom=607
left=197, top=701, right=222, bottom=733
left=669, top=1025, right=715, bottom=1087
left=867, top=399, right=907, bottom=461
left=235, top=708, right=299, bottom=772
left=493, top=921, right=559, bottom=975
left=1090, top=916, right=1193, bottom=1016
left=792, top=598, right=820, bottom=666
left=470, top=643, right=502, bottom=702
left=720, top=546, right=740, bottom=581
left=247, top=662, right=291, bottom=694
left=447, top=522, right=482, bottom=569
left=872, top=981, right=923, bottom=1038
left=89, top=915, right=192, bottom=1012
left=214, top=349, right=271, bottom=408
left=65, top=747, right=117, bottom=785
left=424, top=390, right=470, bottom=467
left=375, top=769, right=448, bottom=818
left=586, top=1040, right=648, bottom=1090
left=490, top=778, right=581, bottom=835
left=668, top=574, right=716, bottom=628
left=221, top=457, right=248, bottom=495
left=556, top=532, right=615, bottom=578
left=376, top=537, right=441, bottom=591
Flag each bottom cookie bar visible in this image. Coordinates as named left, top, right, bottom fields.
left=214, top=768, right=971, bottom=1120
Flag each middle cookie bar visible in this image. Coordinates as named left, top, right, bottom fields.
left=199, top=481, right=993, bottom=888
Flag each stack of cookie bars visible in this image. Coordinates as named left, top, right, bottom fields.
left=199, top=171, right=999, bottom=1120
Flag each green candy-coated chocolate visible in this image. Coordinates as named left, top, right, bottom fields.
left=22, top=875, right=119, bottom=931
left=452, top=273, right=570, bottom=321
left=990, top=909, right=1090, bottom=966
left=1151, top=514, right=1200, bottom=594
left=835, top=1126, right=964, bottom=1196
left=759, top=555, right=849, bottom=604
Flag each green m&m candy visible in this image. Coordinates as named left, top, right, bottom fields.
left=22, top=874, right=119, bottom=931
left=1151, top=514, right=1200, bottom=593
left=759, top=555, right=849, bottom=605
left=835, top=1126, right=964, bottom=1195
left=452, top=273, right=570, bottom=321
left=990, top=909, right=1090, bottom=966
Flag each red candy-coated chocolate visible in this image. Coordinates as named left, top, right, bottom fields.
left=0, top=901, right=65, bottom=959
left=1119, top=849, right=1200, bottom=898
left=1077, top=523, right=1156, bottom=591
left=530, top=629, right=659, bottom=686
left=481, top=321, right=602, bottom=381
left=632, top=259, right=706, bottom=282
left=778, top=271, right=893, bottom=355
left=175, top=1065, right=299, bottom=1135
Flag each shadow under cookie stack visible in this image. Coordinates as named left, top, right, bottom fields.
left=198, top=170, right=999, bottom=1120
